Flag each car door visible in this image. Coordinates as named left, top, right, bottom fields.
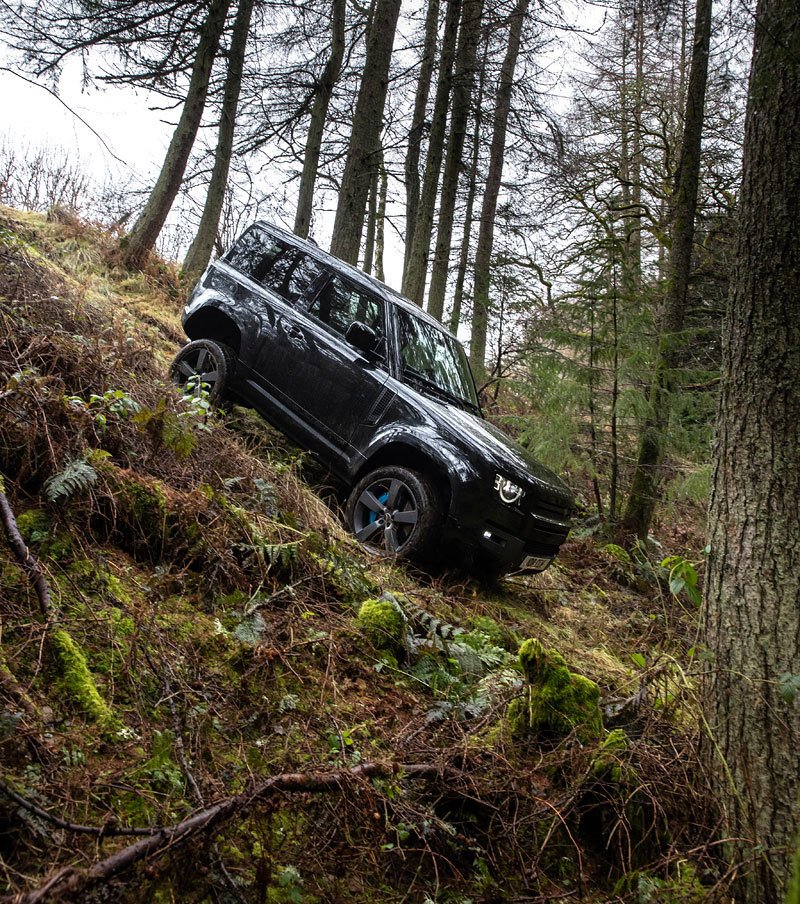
left=277, top=273, right=391, bottom=454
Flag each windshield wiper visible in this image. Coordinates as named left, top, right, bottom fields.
left=403, top=369, right=479, bottom=414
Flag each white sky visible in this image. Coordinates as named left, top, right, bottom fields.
left=1, top=55, right=174, bottom=185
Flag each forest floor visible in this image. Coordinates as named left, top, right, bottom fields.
left=0, top=206, right=725, bottom=903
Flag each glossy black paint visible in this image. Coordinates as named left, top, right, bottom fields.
left=181, top=222, right=573, bottom=573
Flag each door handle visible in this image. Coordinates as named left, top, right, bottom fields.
left=283, top=323, right=304, bottom=342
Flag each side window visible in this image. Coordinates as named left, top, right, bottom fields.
left=226, top=226, right=282, bottom=283
left=308, top=276, right=386, bottom=359
left=272, top=251, right=323, bottom=303
left=226, top=227, right=322, bottom=306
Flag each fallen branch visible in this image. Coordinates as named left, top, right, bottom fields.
left=0, top=483, right=53, bottom=618
left=9, top=762, right=462, bottom=904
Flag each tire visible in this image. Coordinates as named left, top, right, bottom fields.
left=169, top=339, right=235, bottom=407
left=345, top=466, right=441, bottom=561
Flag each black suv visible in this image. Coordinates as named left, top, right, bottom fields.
left=171, top=222, right=572, bottom=575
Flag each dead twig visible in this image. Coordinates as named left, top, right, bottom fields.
left=8, top=762, right=463, bottom=904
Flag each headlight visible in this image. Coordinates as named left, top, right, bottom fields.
left=494, top=474, right=525, bottom=505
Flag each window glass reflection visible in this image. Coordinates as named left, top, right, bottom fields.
left=226, top=226, right=322, bottom=305
left=396, top=308, right=478, bottom=408
left=308, top=276, right=386, bottom=361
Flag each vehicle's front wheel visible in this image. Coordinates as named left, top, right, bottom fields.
left=345, top=466, right=440, bottom=561
left=169, top=339, right=234, bottom=407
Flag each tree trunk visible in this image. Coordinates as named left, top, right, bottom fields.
left=401, top=0, right=461, bottom=305
left=182, top=0, right=254, bottom=283
left=122, top=0, right=231, bottom=269
left=704, top=1, right=800, bottom=900
left=403, top=0, right=440, bottom=272
left=375, top=161, right=388, bottom=281
left=362, top=158, right=379, bottom=274
left=293, top=0, right=346, bottom=239
left=448, top=34, right=486, bottom=334
left=468, top=0, right=528, bottom=379
left=619, top=0, right=711, bottom=540
left=329, top=0, right=401, bottom=264
left=426, top=0, right=483, bottom=321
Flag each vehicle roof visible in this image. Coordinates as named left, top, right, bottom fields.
left=252, top=221, right=454, bottom=337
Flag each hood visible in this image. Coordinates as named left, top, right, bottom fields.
left=424, top=398, right=572, bottom=501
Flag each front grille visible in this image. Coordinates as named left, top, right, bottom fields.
left=533, top=497, right=571, bottom=520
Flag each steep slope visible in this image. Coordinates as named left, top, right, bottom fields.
left=0, top=207, right=718, bottom=903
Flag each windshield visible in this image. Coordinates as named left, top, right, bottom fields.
left=396, top=307, right=480, bottom=410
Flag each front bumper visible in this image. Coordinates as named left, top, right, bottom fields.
left=445, top=481, right=571, bottom=573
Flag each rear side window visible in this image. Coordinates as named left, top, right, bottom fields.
left=226, top=226, right=282, bottom=282
left=226, top=227, right=322, bottom=305
left=308, top=275, right=386, bottom=359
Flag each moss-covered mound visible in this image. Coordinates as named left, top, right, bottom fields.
left=509, top=637, right=603, bottom=742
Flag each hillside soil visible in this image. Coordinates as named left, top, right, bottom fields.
left=0, top=207, right=723, bottom=903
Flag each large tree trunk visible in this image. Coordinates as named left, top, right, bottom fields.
left=293, top=0, right=346, bottom=239
left=426, top=0, right=483, bottom=321
left=403, top=0, right=440, bottom=272
left=329, top=0, right=402, bottom=264
left=182, top=0, right=254, bottom=282
left=401, top=0, right=461, bottom=305
left=122, top=0, right=231, bottom=269
left=468, top=0, right=528, bottom=379
left=448, top=34, right=486, bottom=334
left=703, top=1, right=800, bottom=900
left=619, top=0, right=711, bottom=540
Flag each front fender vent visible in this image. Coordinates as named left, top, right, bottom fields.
left=365, top=388, right=395, bottom=425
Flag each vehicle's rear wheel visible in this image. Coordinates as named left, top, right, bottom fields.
left=346, top=466, right=440, bottom=561
left=169, top=339, right=234, bottom=407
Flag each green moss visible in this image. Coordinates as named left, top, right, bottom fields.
left=16, top=508, right=49, bottom=539
left=119, top=477, right=167, bottom=532
left=467, top=614, right=516, bottom=650
left=592, top=728, right=632, bottom=783
left=68, top=558, right=133, bottom=604
left=17, top=508, right=72, bottom=558
left=789, top=831, right=800, bottom=904
left=602, top=543, right=632, bottom=564
left=357, top=597, right=406, bottom=656
left=613, top=862, right=706, bottom=902
left=511, top=638, right=602, bottom=742
left=50, top=627, right=120, bottom=729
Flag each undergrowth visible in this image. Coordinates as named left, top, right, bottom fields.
left=0, top=207, right=726, bottom=903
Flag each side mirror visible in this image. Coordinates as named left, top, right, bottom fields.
left=345, top=320, right=378, bottom=355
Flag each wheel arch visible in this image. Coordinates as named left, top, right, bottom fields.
left=184, top=305, right=243, bottom=356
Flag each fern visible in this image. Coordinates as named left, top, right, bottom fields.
left=261, top=540, right=300, bottom=570
left=45, top=458, right=98, bottom=503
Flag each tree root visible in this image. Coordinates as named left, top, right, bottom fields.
left=7, top=761, right=462, bottom=904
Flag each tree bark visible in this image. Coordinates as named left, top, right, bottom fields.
left=375, top=157, right=388, bottom=281
left=468, top=0, right=528, bottom=378
left=182, top=0, right=254, bottom=283
left=293, top=0, right=346, bottom=239
left=401, top=0, right=461, bottom=305
left=426, top=0, right=483, bottom=321
left=619, top=0, right=711, bottom=540
left=122, top=0, right=231, bottom=269
left=448, top=34, right=486, bottom=334
left=703, top=1, right=800, bottom=900
left=403, top=0, right=441, bottom=272
left=329, top=0, right=402, bottom=264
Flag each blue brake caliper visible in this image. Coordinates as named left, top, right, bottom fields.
left=369, top=491, right=390, bottom=525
